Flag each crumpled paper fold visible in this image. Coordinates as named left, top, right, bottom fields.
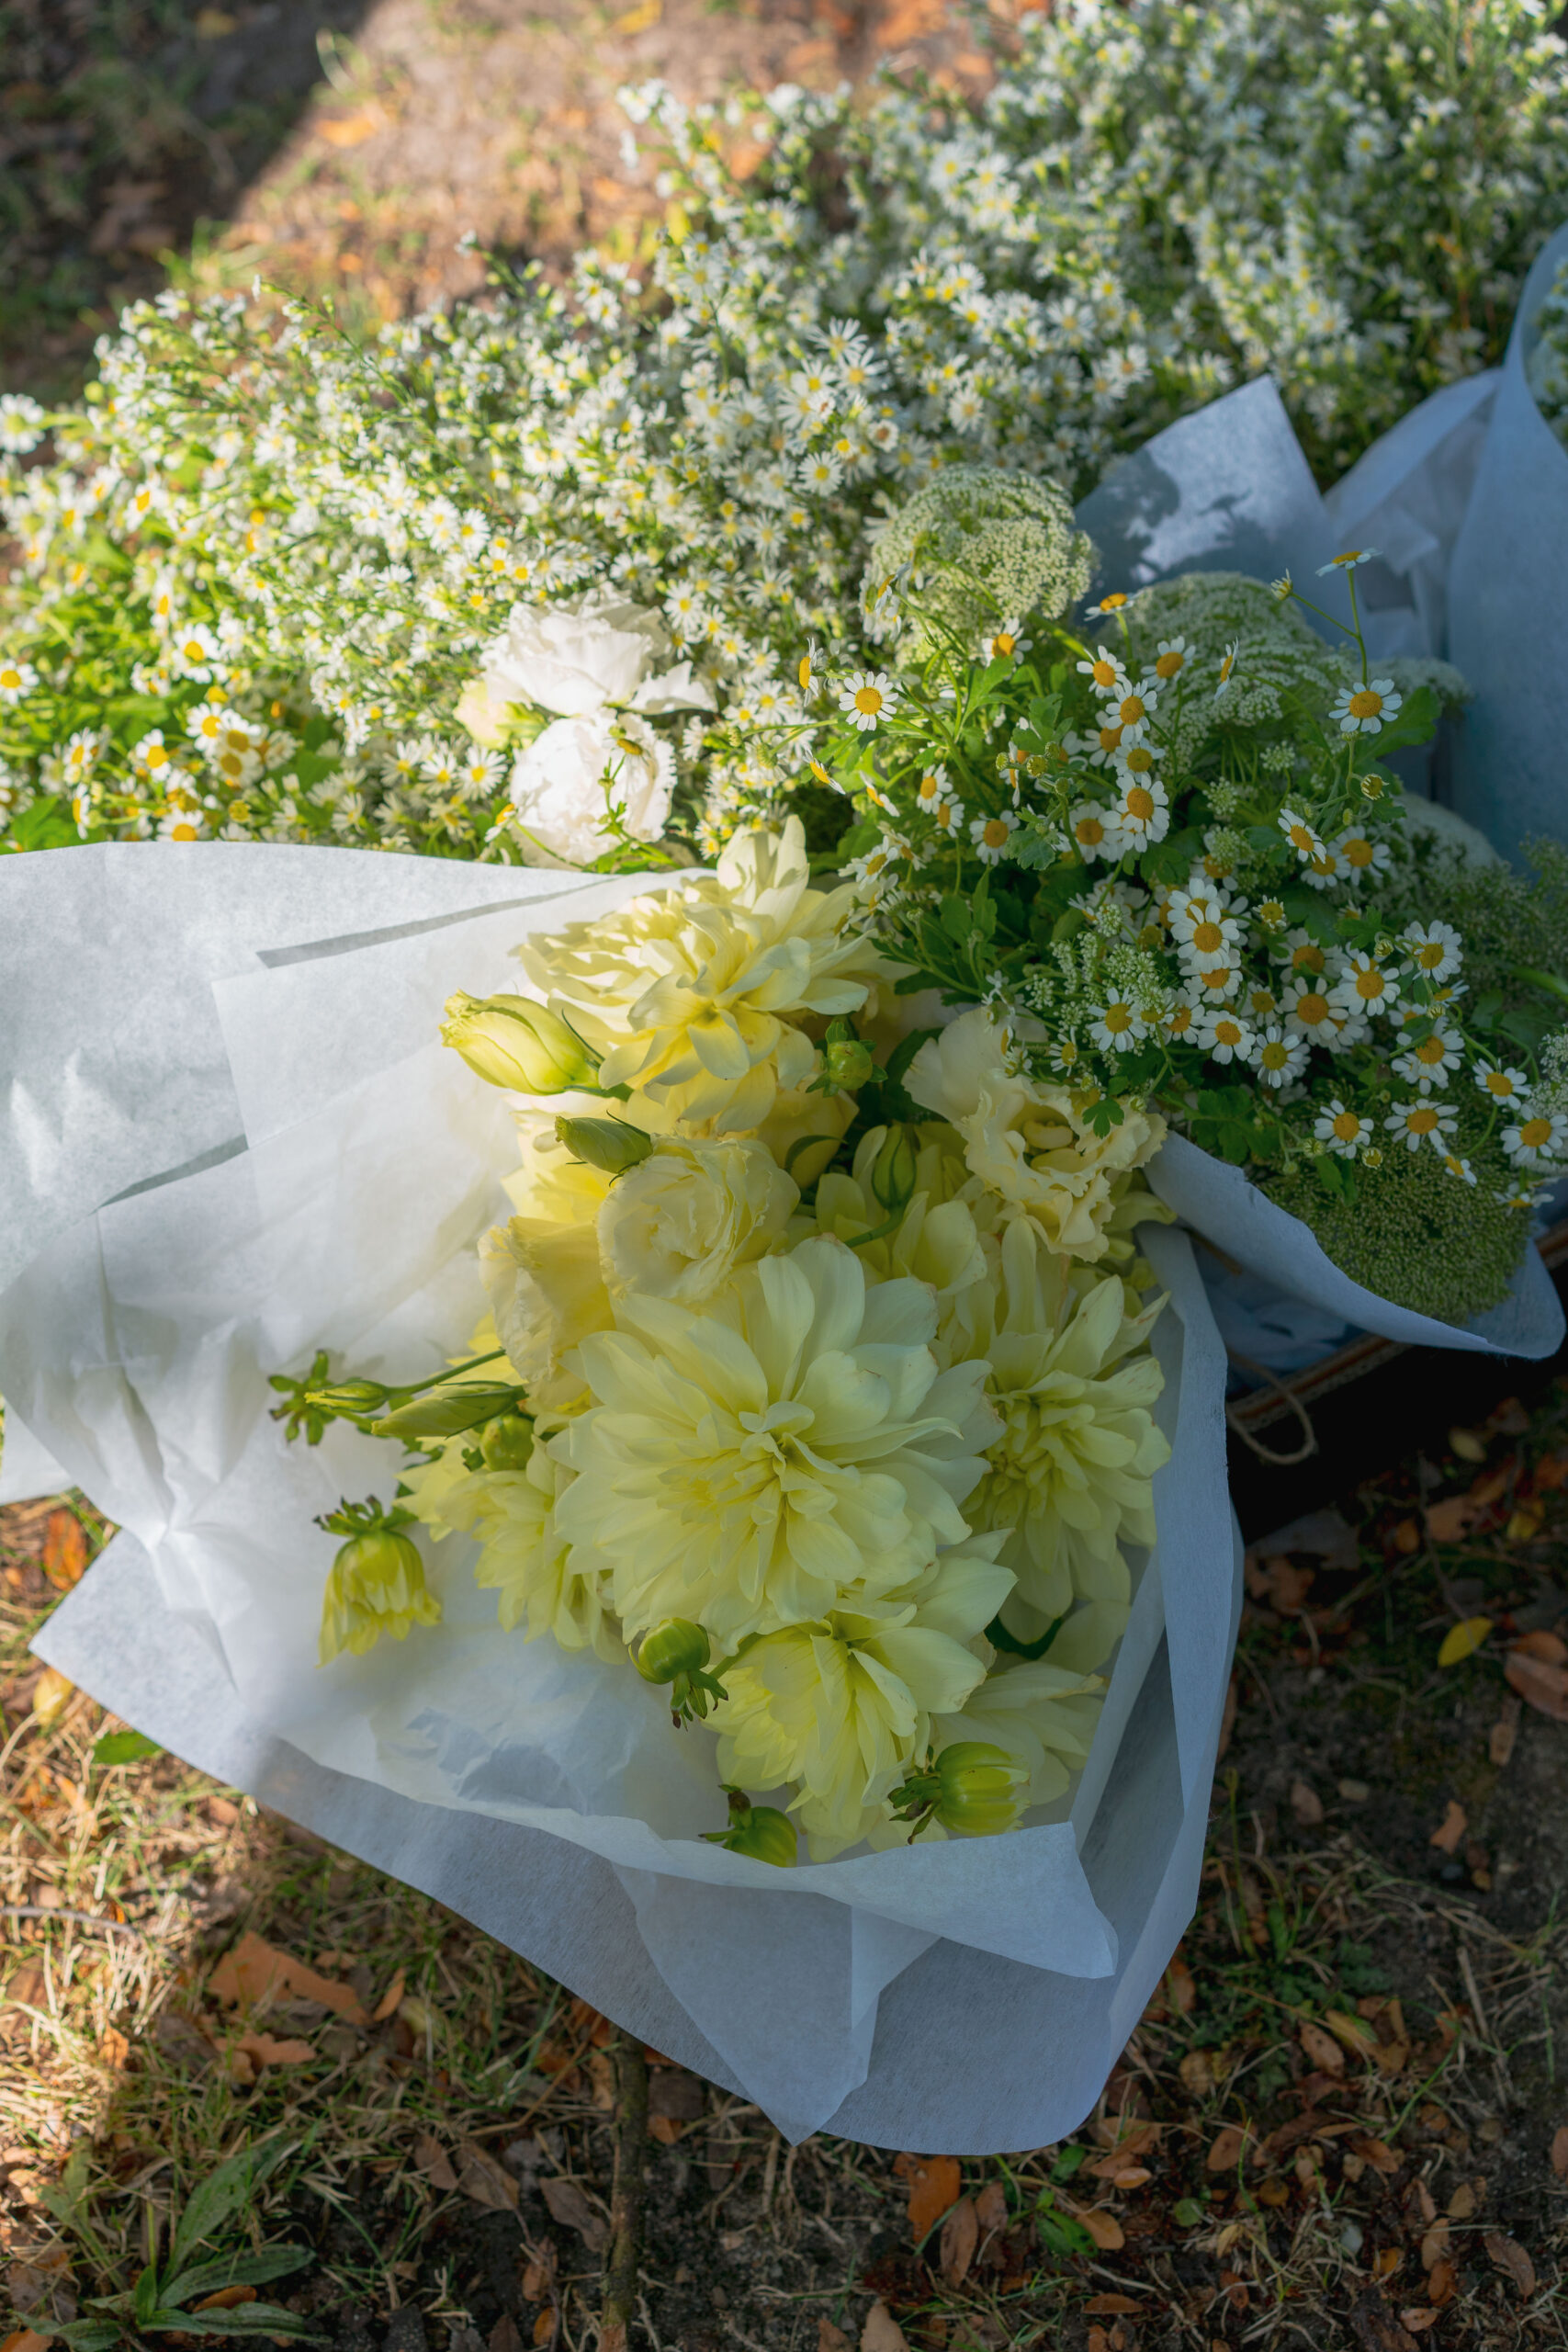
left=3, top=845, right=1239, bottom=2151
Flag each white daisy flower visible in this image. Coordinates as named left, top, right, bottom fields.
left=0, top=658, right=39, bottom=705
left=970, top=809, right=1020, bottom=865
left=838, top=670, right=897, bottom=730
left=1473, top=1059, right=1529, bottom=1105
left=1196, top=1006, right=1255, bottom=1064
left=914, top=764, right=951, bottom=811
left=1075, top=645, right=1127, bottom=695
left=1503, top=1111, right=1568, bottom=1168
left=1255, top=1023, right=1306, bottom=1089
left=1214, top=640, right=1239, bottom=697
left=1317, top=548, right=1379, bottom=575
left=1104, top=680, right=1156, bottom=739
left=1107, top=770, right=1168, bottom=847
left=1068, top=800, right=1115, bottom=861
left=1278, top=807, right=1325, bottom=861
left=1090, top=997, right=1149, bottom=1053
left=1277, top=927, right=1331, bottom=980
left=1440, top=1153, right=1478, bottom=1186
left=1150, top=636, right=1188, bottom=682
left=1402, top=922, right=1463, bottom=982
left=1315, top=1100, right=1371, bottom=1158
left=1393, top=1023, right=1462, bottom=1092
left=1165, top=995, right=1201, bottom=1046
left=1332, top=950, right=1400, bottom=1020
left=1385, top=1099, right=1456, bottom=1154
left=1302, top=840, right=1348, bottom=891
left=1335, top=828, right=1393, bottom=885
left=982, top=617, right=1032, bottom=662
left=1329, top=677, right=1402, bottom=736
left=1282, top=976, right=1344, bottom=1049
left=930, top=795, right=965, bottom=836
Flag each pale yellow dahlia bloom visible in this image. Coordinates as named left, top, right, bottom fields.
left=932, top=1656, right=1106, bottom=1811
left=597, top=1135, right=797, bottom=1303
left=711, top=1558, right=1004, bottom=1855
left=406, top=1439, right=617, bottom=1657
left=549, top=1234, right=999, bottom=1647
left=904, top=1008, right=1168, bottom=1261
left=515, top=818, right=895, bottom=1134
left=963, top=1216, right=1169, bottom=1654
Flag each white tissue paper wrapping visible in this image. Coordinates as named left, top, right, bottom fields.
left=2, top=843, right=1239, bottom=2150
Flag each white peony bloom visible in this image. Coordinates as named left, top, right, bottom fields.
left=482, top=592, right=671, bottom=718
left=508, top=709, right=675, bottom=868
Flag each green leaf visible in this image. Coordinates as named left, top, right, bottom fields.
left=152, top=2306, right=321, bottom=2340
left=168, top=2134, right=297, bottom=2275
left=1359, top=681, right=1438, bottom=754
left=50, top=2323, right=126, bottom=2351
left=94, top=1730, right=163, bottom=1768
left=1171, top=2197, right=1205, bottom=2227
left=161, top=2247, right=313, bottom=2310
left=133, top=2263, right=162, bottom=2328
left=939, top=891, right=974, bottom=944
left=1050, top=2144, right=1089, bottom=2182
left=883, top=1027, right=938, bottom=1089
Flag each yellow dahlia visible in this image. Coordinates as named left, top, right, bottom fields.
left=515, top=818, right=895, bottom=1134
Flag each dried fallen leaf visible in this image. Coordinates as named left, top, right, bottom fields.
left=1399, top=2312, right=1439, bottom=2335
left=1425, top=1494, right=1482, bottom=1544
left=1427, top=1801, right=1467, bottom=1854
left=32, top=1667, right=73, bottom=1726
left=1325, top=2008, right=1382, bottom=2060
left=1446, top=2181, right=1476, bottom=2220
left=413, top=2132, right=458, bottom=2193
left=859, top=2303, right=908, bottom=2352
left=1534, top=1447, right=1568, bottom=1491
left=1076, top=2208, right=1124, bottom=2251
left=648, top=2067, right=705, bottom=2120
left=1513, top=1627, right=1568, bottom=1664
left=1352, top=2135, right=1402, bottom=2176
left=1437, top=1616, right=1492, bottom=1668
left=459, top=2144, right=521, bottom=2212
left=532, top=2315, right=555, bottom=2349
left=1484, top=2232, right=1535, bottom=2297
left=1490, top=1693, right=1523, bottom=1768
left=193, top=2286, right=256, bottom=2313
left=209, top=1929, right=368, bottom=2025
left=1505, top=1647, right=1568, bottom=1721
left=1299, top=2021, right=1346, bottom=2076
left=1392, top=1516, right=1421, bottom=1555
left=1419, top=2219, right=1450, bottom=2271
left=1449, top=1426, right=1486, bottom=1463
left=1290, top=1778, right=1325, bottom=1826
left=895, top=2152, right=962, bottom=2240
left=372, top=1968, right=406, bottom=2023
left=234, top=2029, right=315, bottom=2071
left=489, top=2321, right=525, bottom=2352
left=1084, top=2296, right=1143, bottom=2315
left=319, top=110, right=379, bottom=148
left=1179, top=2049, right=1219, bottom=2097
left=99, top=2026, right=130, bottom=2070
left=539, top=2175, right=606, bottom=2251
left=1426, top=2256, right=1456, bottom=2306
left=1206, top=2125, right=1249, bottom=2172
left=1506, top=1501, right=1545, bottom=1543
left=938, top=2195, right=978, bottom=2288
left=818, top=2323, right=852, bottom=2352
left=1165, top=1955, right=1197, bottom=2013
left=2, top=2332, right=55, bottom=2352
left=1348, top=2289, right=1419, bottom=2352
left=1551, top=2124, right=1568, bottom=2179
left=41, top=1509, right=88, bottom=1591
left=973, top=2180, right=1008, bottom=2235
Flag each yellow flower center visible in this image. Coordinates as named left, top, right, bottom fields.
left=1169, top=1006, right=1192, bottom=1034
left=1098, top=725, right=1123, bottom=753
left=1288, top=823, right=1314, bottom=853
left=1519, top=1118, right=1551, bottom=1149
left=1295, top=990, right=1330, bottom=1026
left=1354, top=967, right=1386, bottom=1001
left=1309, top=854, right=1337, bottom=877
left=1104, top=1004, right=1134, bottom=1034
left=168, top=822, right=198, bottom=842
left=1332, top=1111, right=1360, bottom=1142
left=1260, top=1041, right=1289, bottom=1070
left=1191, top=921, right=1224, bottom=954
left=993, top=631, right=1015, bottom=656
left=1292, top=944, right=1325, bottom=974
left=1125, top=786, right=1156, bottom=821
left=1331, top=548, right=1367, bottom=568
left=1091, top=659, right=1118, bottom=688
left=1251, top=990, right=1276, bottom=1016
left=1416, top=1035, right=1447, bottom=1067
left=1, top=669, right=21, bottom=690
left=981, top=819, right=1010, bottom=849
left=1348, top=689, right=1384, bottom=720
left=1214, top=1020, right=1242, bottom=1046
left=145, top=745, right=168, bottom=771
left=1117, top=694, right=1146, bottom=726
left=1406, top=1106, right=1438, bottom=1134
left=1415, top=942, right=1445, bottom=969
left=1099, top=594, right=1129, bottom=612
left=918, top=775, right=942, bottom=802
left=1075, top=816, right=1104, bottom=846
left=1199, top=967, right=1234, bottom=994
left=1155, top=649, right=1184, bottom=679
left=1343, top=837, right=1375, bottom=867
left=853, top=684, right=884, bottom=716
left=1484, top=1070, right=1515, bottom=1097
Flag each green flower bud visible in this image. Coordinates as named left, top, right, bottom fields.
left=441, top=990, right=599, bottom=1094
left=371, top=1383, right=528, bottom=1441
left=703, top=1793, right=797, bottom=1868
left=636, top=1620, right=728, bottom=1724
left=310, top=1379, right=393, bottom=1416
left=891, top=1741, right=1026, bottom=1839
left=822, top=1019, right=876, bottom=1091
left=870, top=1122, right=919, bottom=1216
left=479, top=1412, right=536, bottom=1471
left=554, top=1114, right=655, bottom=1176
left=319, top=1526, right=441, bottom=1665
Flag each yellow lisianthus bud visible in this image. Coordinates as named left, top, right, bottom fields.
left=319, top=1521, right=441, bottom=1664
left=870, top=1122, right=919, bottom=1216
left=441, top=990, right=599, bottom=1093
left=554, top=1114, right=655, bottom=1176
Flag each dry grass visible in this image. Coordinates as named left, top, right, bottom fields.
left=3, top=1375, right=1568, bottom=2350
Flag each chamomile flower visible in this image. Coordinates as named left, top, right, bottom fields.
left=0, top=657, right=38, bottom=705
left=982, top=617, right=1031, bottom=662
left=1196, top=1006, right=1254, bottom=1064
left=1104, top=681, right=1156, bottom=739
left=1214, top=641, right=1239, bottom=697
left=913, top=765, right=952, bottom=815
left=1106, top=770, right=1168, bottom=847
left=796, top=638, right=825, bottom=698
left=1333, top=949, right=1400, bottom=1020
left=1168, top=888, right=1241, bottom=968
left=1075, top=645, right=1126, bottom=695
left=1190, top=959, right=1243, bottom=1001
left=930, top=795, right=965, bottom=837
left=1091, top=997, right=1149, bottom=1053
left=1255, top=1024, right=1305, bottom=1089
left=1393, top=1024, right=1462, bottom=1091
left=1278, top=927, right=1330, bottom=979
left=970, top=809, right=1020, bottom=865
left=168, top=620, right=221, bottom=680
left=1068, top=800, right=1114, bottom=861
left=1335, top=828, right=1393, bottom=884
left=1256, top=899, right=1287, bottom=932
left=1503, top=1111, right=1568, bottom=1168
left=1401, top=922, right=1463, bottom=982
left=132, top=729, right=173, bottom=778
left=1386, top=1099, right=1456, bottom=1154
left=1440, top=1153, right=1478, bottom=1186
left=839, top=670, right=897, bottom=730
left=1150, top=637, right=1188, bottom=681
left=1278, top=807, right=1325, bottom=862
left=1282, top=976, right=1344, bottom=1049
left=1165, top=996, right=1201, bottom=1046
left=1302, top=841, right=1348, bottom=890
left=1317, top=548, right=1379, bottom=575
left=459, top=748, right=504, bottom=799
left=1473, top=1059, right=1529, bottom=1105
left=1089, top=592, right=1131, bottom=617
left=1329, top=677, right=1402, bottom=735
left=1315, top=1100, right=1371, bottom=1158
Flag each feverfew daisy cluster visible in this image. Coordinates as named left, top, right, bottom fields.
left=275, top=821, right=1175, bottom=1862
left=779, top=516, right=1563, bottom=1329
left=3, top=0, right=1567, bottom=859
left=1527, top=252, right=1568, bottom=444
